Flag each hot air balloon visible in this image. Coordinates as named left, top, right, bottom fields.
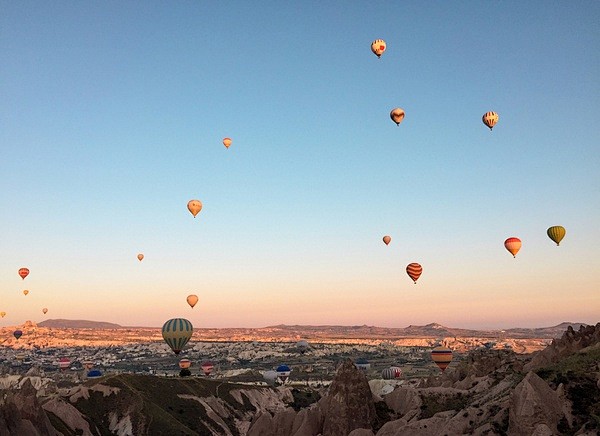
left=371, top=39, right=386, bottom=58
left=59, top=357, right=71, bottom=370
left=137, top=254, right=144, bottom=261
left=0, top=312, right=6, bottom=318
left=547, top=226, right=566, bottom=246
left=223, top=137, right=232, bottom=149
left=18, top=268, right=29, bottom=280
left=87, top=369, right=102, bottom=378
left=263, top=370, right=278, bottom=386
left=390, top=108, right=405, bottom=126
left=431, top=346, right=453, bottom=372
left=187, top=200, right=202, bottom=218
left=383, top=235, right=391, bottom=246
left=504, top=237, right=521, bottom=258
left=179, top=358, right=192, bottom=369
left=406, top=263, right=422, bottom=284
left=201, top=361, right=214, bottom=376
left=187, top=294, right=199, bottom=309
left=23, top=290, right=29, bottom=296
left=162, top=318, right=193, bottom=355
left=482, top=111, right=499, bottom=130
left=83, top=360, right=94, bottom=370
left=42, top=308, right=48, bottom=315
left=276, top=364, right=291, bottom=383
left=381, top=366, right=403, bottom=380
left=13, top=330, right=22, bottom=340
left=355, top=358, right=370, bottom=371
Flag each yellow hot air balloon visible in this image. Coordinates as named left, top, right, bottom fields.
left=390, top=108, right=405, bottom=126
left=431, top=346, right=453, bottom=372
left=137, top=253, right=144, bottom=261
left=547, top=226, right=566, bottom=246
left=383, top=235, right=391, bottom=246
left=187, top=294, right=199, bottom=309
left=223, top=137, right=232, bottom=149
left=504, top=237, right=521, bottom=258
left=482, top=111, right=499, bottom=130
left=371, top=39, right=386, bottom=58
left=42, top=308, right=48, bottom=314
left=23, top=290, right=29, bottom=296
left=0, top=312, right=6, bottom=318
left=162, top=318, right=193, bottom=355
left=187, top=200, right=202, bottom=218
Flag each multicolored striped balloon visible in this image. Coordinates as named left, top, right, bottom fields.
left=381, top=366, right=403, bottom=380
left=547, top=226, right=566, bottom=246
left=482, top=111, right=499, bottom=130
left=431, top=346, right=453, bottom=372
left=162, top=318, right=193, bottom=355
left=406, top=263, right=423, bottom=284
left=504, top=237, right=521, bottom=258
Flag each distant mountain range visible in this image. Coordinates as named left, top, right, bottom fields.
left=35, top=319, right=587, bottom=339
left=38, top=319, right=122, bottom=329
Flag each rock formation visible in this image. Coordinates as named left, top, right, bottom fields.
left=0, top=379, right=57, bottom=436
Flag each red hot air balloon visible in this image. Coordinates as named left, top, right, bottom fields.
left=18, top=268, right=29, bottom=280
left=201, top=361, right=214, bottom=376
left=383, top=235, right=391, bottom=246
left=504, top=237, right=522, bottom=258
left=406, top=263, right=422, bottom=284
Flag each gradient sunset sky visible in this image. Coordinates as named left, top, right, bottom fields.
left=1, top=2, right=599, bottom=329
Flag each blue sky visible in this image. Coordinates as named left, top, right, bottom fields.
left=1, top=2, right=599, bottom=329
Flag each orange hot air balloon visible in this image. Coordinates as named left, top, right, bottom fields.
left=137, top=253, right=144, bottom=261
left=482, top=111, right=499, bottom=130
left=187, top=199, right=202, bottom=218
left=187, top=294, right=199, bottom=309
left=390, top=108, right=405, bottom=126
left=18, top=268, right=29, bottom=280
left=42, top=308, right=48, bottom=314
left=371, top=39, right=386, bottom=58
left=406, top=263, right=422, bottom=284
left=23, top=290, right=29, bottom=296
left=383, top=235, right=391, bottom=246
left=431, top=346, right=453, bottom=372
left=0, top=312, right=6, bottom=318
left=504, top=237, right=521, bottom=258
left=223, top=137, right=232, bottom=149
left=179, top=358, right=192, bottom=369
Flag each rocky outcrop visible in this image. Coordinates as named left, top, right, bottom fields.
left=0, top=379, right=57, bottom=436
left=524, top=323, right=600, bottom=372
left=508, top=371, right=569, bottom=435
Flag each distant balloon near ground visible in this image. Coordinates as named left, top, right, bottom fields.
left=87, top=369, right=102, bottom=378
left=371, top=39, right=386, bottom=58
left=504, top=237, right=522, bottom=258
left=276, top=364, right=291, bottom=383
left=187, top=200, right=202, bottom=218
left=431, top=346, right=453, bottom=372
left=187, top=294, right=198, bottom=308
left=381, top=367, right=403, bottom=379
left=13, top=330, right=22, bottom=340
left=59, top=357, right=71, bottom=370
left=406, top=263, right=423, bottom=284
left=482, top=111, right=499, bottom=130
left=18, top=268, right=29, bottom=280
left=179, top=358, right=192, bottom=369
left=263, top=370, right=278, bottom=386
left=383, top=235, right=391, bottom=245
left=390, top=108, right=405, bottom=126
left=547, top=226, right=566, bottom=246
left=201, top=361, right=214, bottom=376
left=162, top=318, right=193, bottom=355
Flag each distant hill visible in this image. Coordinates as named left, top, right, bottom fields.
left=38, top=319, right=122, bottom=329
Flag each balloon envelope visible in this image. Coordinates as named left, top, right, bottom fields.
left=201, top=361, right=214, bottom=376
left=162, top=318, right=193, bottom=355
left=504, top=237, right=522, bottom=257
left=383, top=235, right=391, bottom=245
left=276, top=364, right=291, bottom=382
left=187, top=294, right=199, bottom=309
left=223, top=137, right=232, bottom=148
left=547, top=226, right=566, bottom=246
left=13, top=330, right=22, bottom=340
left=371, top=39, right=386, bottom=58
left=87, top=370, right=102, bottom=378
left=18, top=268, right=29, bottom=280
left=0, top=312, right=5, bottom=318
left=381, top=366, right=403, bottom=379
left=431, top=346, right=453, bottom=372
left=482, top=111, right=499, bottom=130
left=406, top=263, right=423, bottom=284
left=42, top=308, right=48, bottom=314
left=137, top=254, right=144, bottom=261
left=390, top=108, right=405, bottom=126
left=187, top=200, right=202, bottom=217
left=59, top=357, right=71, bottom=370
left=179, top=358, right=192, bottom=369
left=23, top=290, right=29, bottom=296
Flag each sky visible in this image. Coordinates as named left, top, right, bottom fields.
left=1, top=2, right=599, bottom=330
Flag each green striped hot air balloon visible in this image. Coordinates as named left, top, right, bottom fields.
left=547, top=226, right=566, bottom=246
left=162, top=318, right=193, bottom=355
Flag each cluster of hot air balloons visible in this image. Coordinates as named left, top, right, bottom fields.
left=503, top=226, right=566, bottom=258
